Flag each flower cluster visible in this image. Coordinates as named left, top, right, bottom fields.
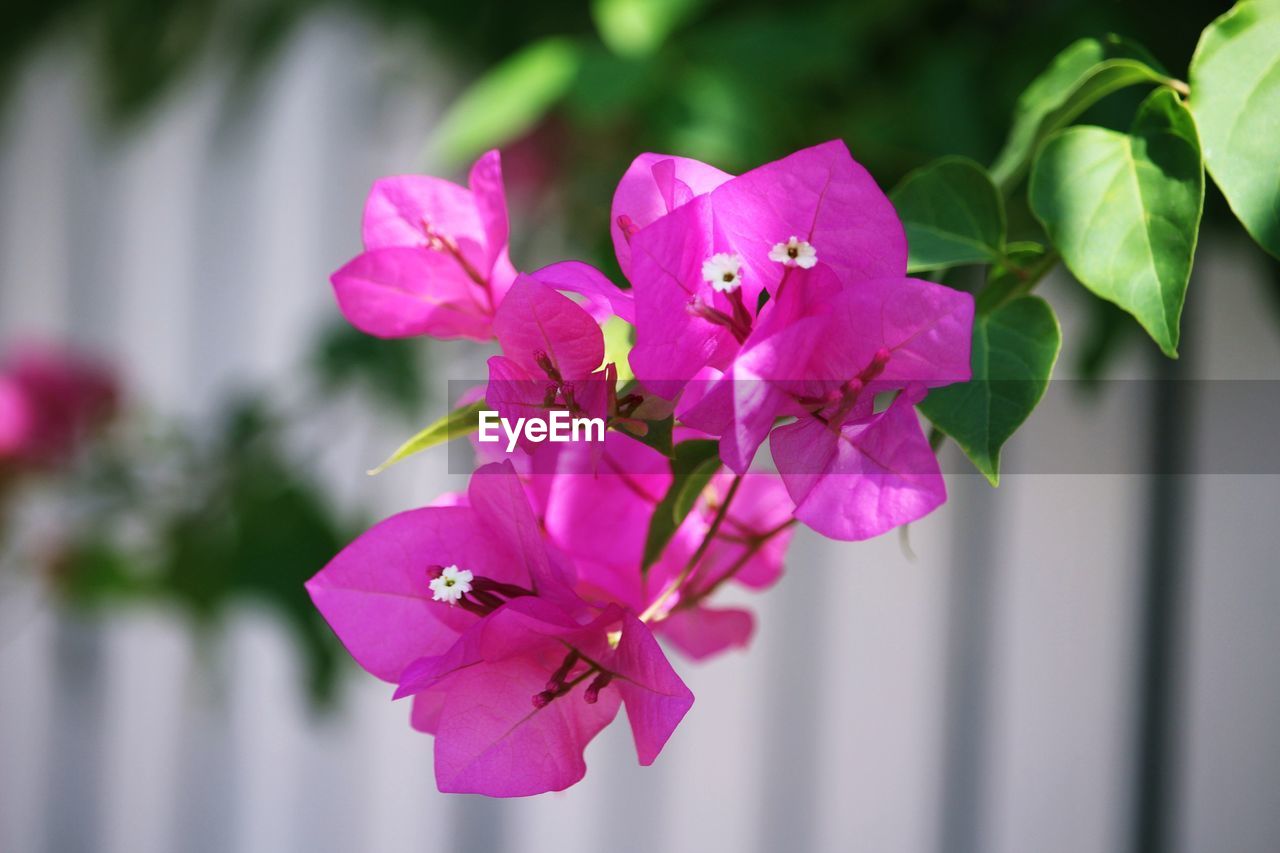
left=310, top=141, right=973, bottom=796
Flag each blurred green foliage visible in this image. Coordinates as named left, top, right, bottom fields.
left=1, top=0, right=1217, bottom=167
left=42, top=322, right=428, bottom=705
left=53, top=397, right=355, bottom=703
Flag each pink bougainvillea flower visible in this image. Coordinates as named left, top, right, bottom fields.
left=0, top=344, right=118, bottom=468
left=485, top=275, right=617, bottom=454
left=331, top=150, right=517, bottom=341
left=525, top=429, right=795, bottom=660
left=620, top=140, right=908, bottom=395
left=395, top=598, right=691, bottom=795
left=307, top=461, right=693, bottom=797
left=681, top=269, right=973, bottom=473
left=676, top=270, right=972, bottom=539
left=771, top=385, right=947, bottom=541
left=307, top=461, right=574, bottom=681
left=611, top=153, right=732, bottom=278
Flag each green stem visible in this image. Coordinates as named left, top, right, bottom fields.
left=639, top=473, right=742, bottom=623
left=975, top=249, right=1061, bottom=315
left=678, top=518, right=796, bottom=610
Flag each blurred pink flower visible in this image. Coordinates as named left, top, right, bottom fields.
left=0, top=344, right=118, bottom=468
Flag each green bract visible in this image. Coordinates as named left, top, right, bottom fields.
left=1190, top=0, right=1280, bottom=259
left=1029, top=88, right=1203, bottom=358
left=919, top=296, right=1061, bottom=485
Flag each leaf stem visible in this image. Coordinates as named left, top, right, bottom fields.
left=638, top=473, right=742, bottom=623
left=678, top=518, right=796, bottom=610
left=975, top=250, right=1060, bottom=315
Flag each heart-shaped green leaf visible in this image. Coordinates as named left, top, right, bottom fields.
left=991, top=35, right=1173, bottom=190
left=891, top=157, right=1006, bottom=272
left=367, top=399, right=486, bottom=475
left=1029, top=88, right=1204, bottom=358
left=919, top=295, right=1061, bottom=485
left=1190, top=0, right=1280, bottom=259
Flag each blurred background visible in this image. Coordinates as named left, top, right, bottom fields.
left=1, top=1, right=1278, bottom=851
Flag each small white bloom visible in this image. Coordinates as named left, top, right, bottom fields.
left=702, top=253, right=745, bottom=293
left=429, top=564, right=474, bottom=604
left=768, top=235, right=817, bottom=269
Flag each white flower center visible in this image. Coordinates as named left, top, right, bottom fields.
left=768, top=236, right=817, bottom=269
left=429, top=564, right=474, bottom=604
left=702, top=253, right=745, bottom=293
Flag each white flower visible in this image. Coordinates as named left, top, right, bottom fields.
left=429, top=565, right=474, bottom=604
left=702, top=253, right=745, bottom=293
left=768, top=235, right=817, bottom=269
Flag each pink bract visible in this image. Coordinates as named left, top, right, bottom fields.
left=0, top=344, right=118, bottom=468
left=306, top=461, right=694, bottom=797
left=331, top=150, right=517, bottom=341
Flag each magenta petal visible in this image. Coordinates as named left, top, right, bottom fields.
left=772, top=392, right=946, bottom=540
left=816, top=276, right=974, bottom=387
left=304, top=507, right=484, bottom=682
left=678, top=278, right=830, bottom=472
left=613, top=612, right=695, bottom=766
left=611, top=153, right=731, bottom=276
left=530, top=260, right=637, bottom=325
left=541, top=431, right=670, bottom=568
left=467, top=150, right=509, bottom=274
left=331, top=247, right=491, bottom=341
left=468, top=460, right=575, bottom=593
left=361, top=174, right=480, bottom=251
left=678, top=371, right=781, bottom=474
left=493, top=276, right=605, bottom=379
left=659, top=607, right=755, bottom=661
left=485, top=355, right=546, bottom=435
left=410, top=691, right=447, bottom=735
left=431, top=655, right=622, bottom=796
left=712, top=139, right=908, bottom=290
left=0, top=377, right=28, bottom=456
left=628, top=196, right=734, bottom=397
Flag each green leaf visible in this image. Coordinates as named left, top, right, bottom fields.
left=1029, top=88, right=1204, bottom=358
left=890, top=156, right=1006, bottom=272
left=592, top=0, right=704, bottom=58
left=642, top=439, right=720, bottom=569
left=431, top=38, right=581, bottom=167
left=1189, top=0, right=1280, bottom=259
left=919, top=296, right=1061, bottom=485
left=990, top=35, right=1173, bottom=190
left=367, top=400, right=486, bottom=475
